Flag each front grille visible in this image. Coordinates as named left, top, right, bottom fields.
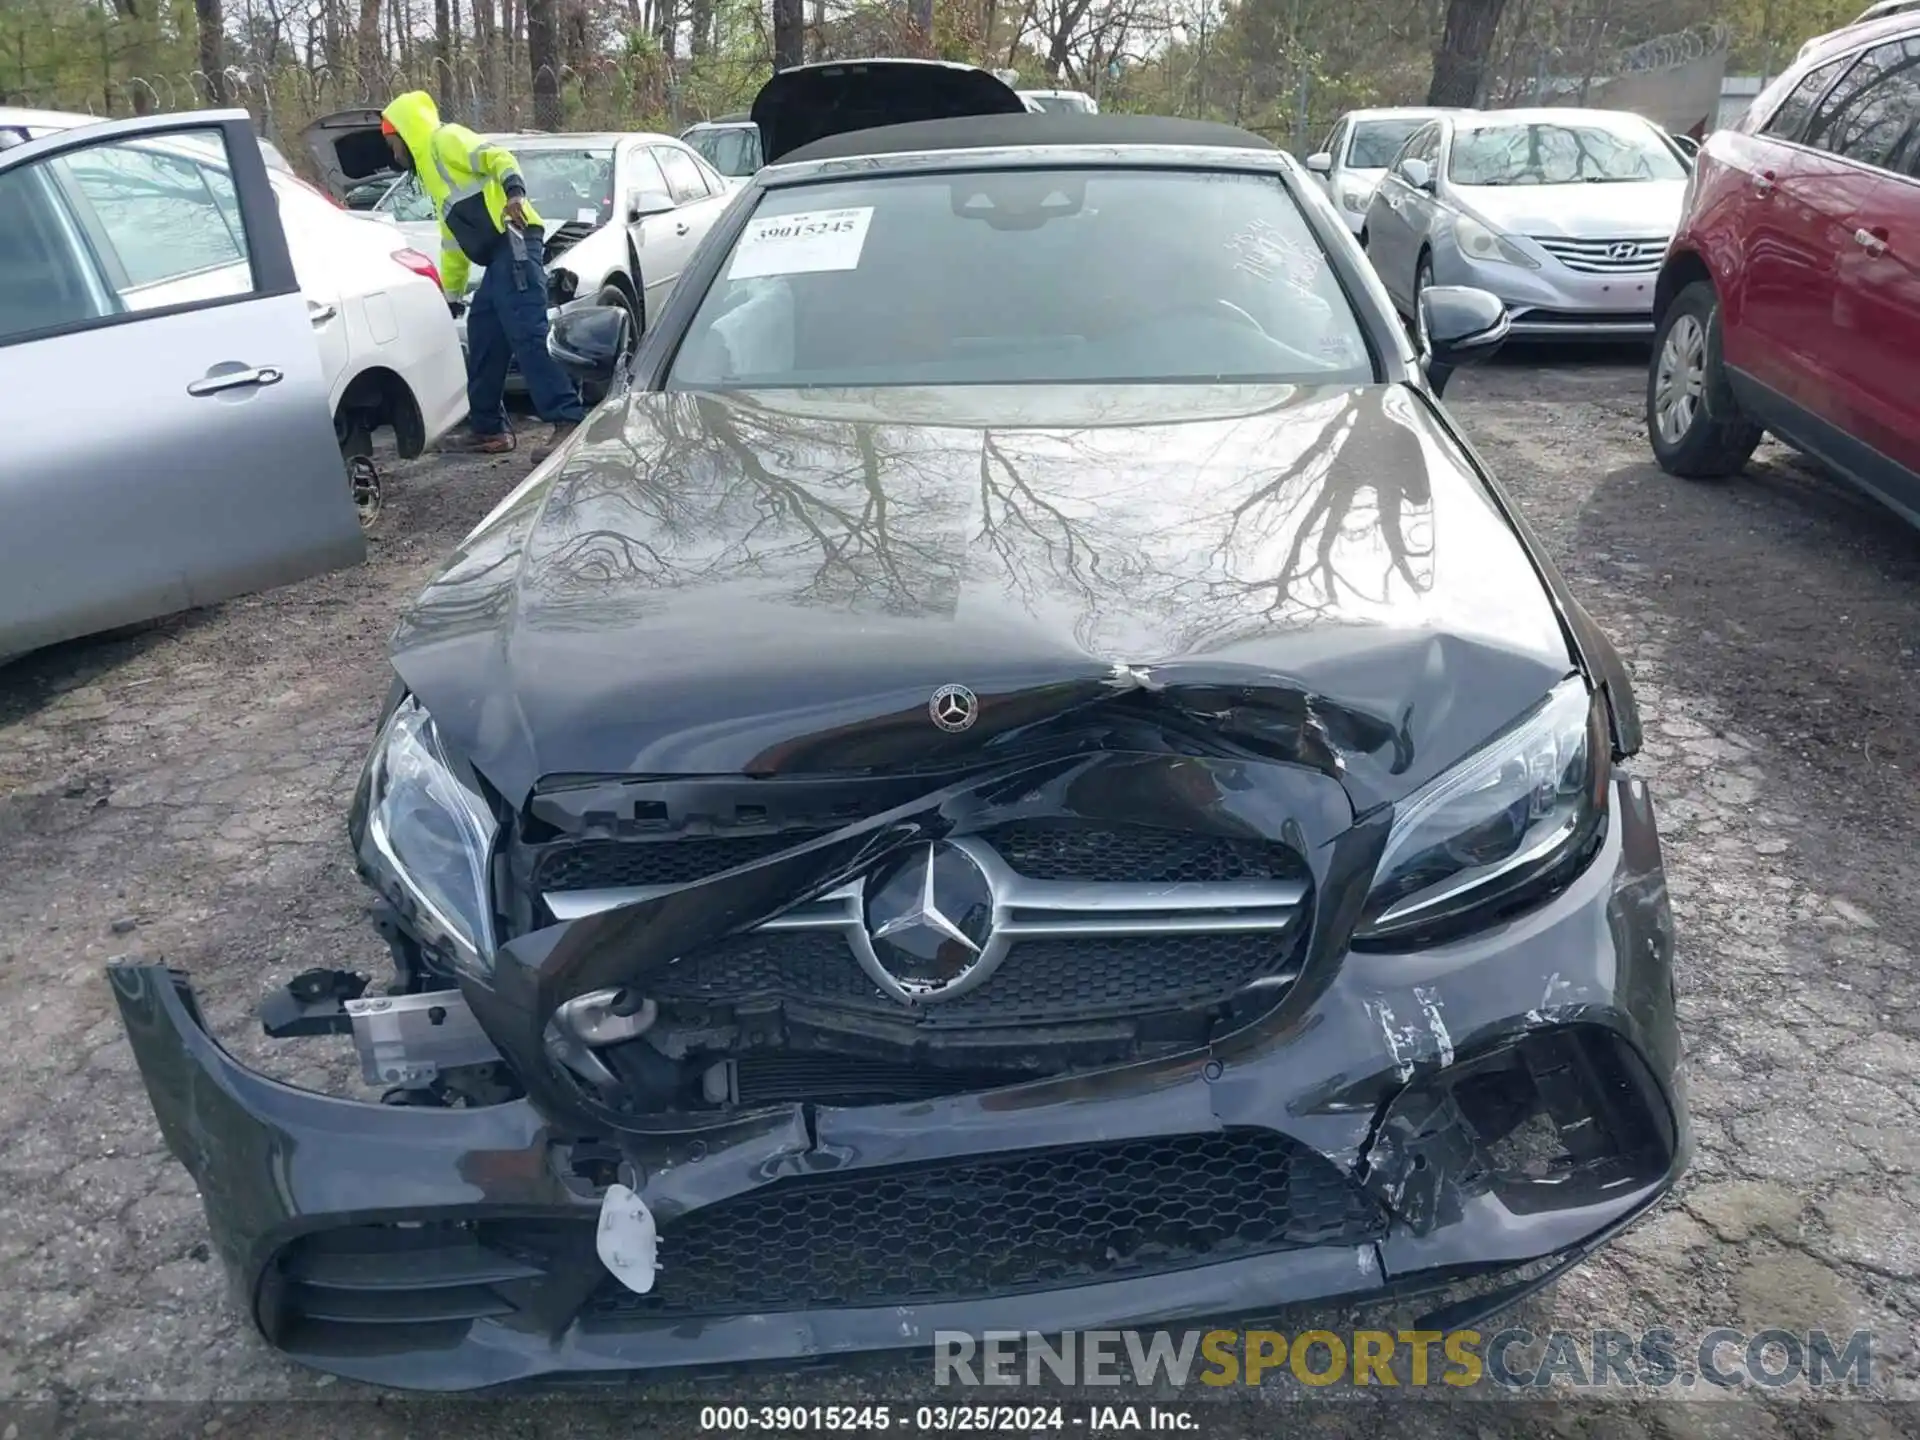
left=537, top=832, right=828, bottom=892
left=984, top=822, right=1302, bottom=884
left=651, top=927, right=1294, bottom=1025
left=728, top=1052, right=1018, bottom=1106
left=1530, top=235, right=1666, bottom=273
left=534, top=824, right=1301, bottom=895
left=586, top=1129, right=1384, bottom=1319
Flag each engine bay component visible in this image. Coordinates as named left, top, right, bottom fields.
left=344, top=989, right=501, bottom=1089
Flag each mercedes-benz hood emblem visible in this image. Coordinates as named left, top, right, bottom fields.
left=929, top=683, right=978, bottom=732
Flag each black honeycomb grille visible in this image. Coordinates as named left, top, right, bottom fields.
left=534, top=825, right=1302, bottom=893
left=535, top=832, right=828, bottom=892
left=586, top=1129, right=1383, bottom=1320
left=982, top=822, right=1305, bottom=885
left=650, top=928, right=1294, bottom=1024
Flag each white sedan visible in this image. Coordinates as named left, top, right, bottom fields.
left=316, top=122, right=738, bottom=394
left=4, top=105, right=467, bottom=518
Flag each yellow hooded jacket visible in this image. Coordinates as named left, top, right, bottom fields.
left=380, top=91, right=545, bottom=296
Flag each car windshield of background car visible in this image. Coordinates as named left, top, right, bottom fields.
left=691, top=126, right=762, bottom=177
left=1448, top=122, right=1689, bottom=185
left=517, top=147, right=616, bottom=226
left=667, top=167, right=1375, bottom=389
left=1348, top=119, right=1426, bottom=168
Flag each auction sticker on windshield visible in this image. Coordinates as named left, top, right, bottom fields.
left=729, top=207, right=874, bottom=279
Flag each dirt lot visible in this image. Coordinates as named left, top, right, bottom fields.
left=3, top=355, right=1918, bottom=1437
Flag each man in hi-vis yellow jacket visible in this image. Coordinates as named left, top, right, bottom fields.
left=381, top=90, right=585, bottom=457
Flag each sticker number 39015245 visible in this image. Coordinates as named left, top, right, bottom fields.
left=727, top=206, right=874, bottom=280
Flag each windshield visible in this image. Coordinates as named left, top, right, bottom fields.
left=687, top=126, right=762, bottom=177
left=516, top=147, right=617, bottom=225
left=1448, top=121, right=1687, bottom=185
left=669, top=168, right=1373, bottom=389
left=1348, top=119, right=1425, bottom=169
left=1028, top=93, right=1096, bottom=113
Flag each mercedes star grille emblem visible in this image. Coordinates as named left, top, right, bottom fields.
left=856, top=841, right=1004, bottom=1001
left=1606, top=241, right=1639, bottom=261
left=929, top=683, right=978, bottom=732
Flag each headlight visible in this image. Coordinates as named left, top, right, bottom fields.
left=1355, top=677, right=1609, bottom=945
left=1454, top=214, right=1540, bottom=269
left=1341, top=188, right=1370, bottom=213
left=355, top=694, right=500, bottom=973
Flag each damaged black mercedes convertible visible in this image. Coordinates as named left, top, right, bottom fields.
left=112, top=112, right=1687, bottom=1389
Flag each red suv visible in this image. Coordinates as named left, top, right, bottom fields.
left=1647, top=13, right=1920, bottom=526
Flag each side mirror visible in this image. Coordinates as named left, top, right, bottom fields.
left=626, top=188, right=677, bottom=223
left=549, top=304, right=632, bottom=388
left=1420, top=285, right=1509, bottom=398
left=1398, top=157, right=1433, bottom=191
left=1305, top=151, right=1333, bottom=175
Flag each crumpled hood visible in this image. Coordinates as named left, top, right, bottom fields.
left=389, top=384, right=1577, bottom=813
left=1457, top=179, right=1687, bottom=238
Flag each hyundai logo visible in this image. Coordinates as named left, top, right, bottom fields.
left=1606, top=241, right=1641, bottom=261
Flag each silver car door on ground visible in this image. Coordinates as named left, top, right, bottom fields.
left=0, top=110, right=364, bottom=660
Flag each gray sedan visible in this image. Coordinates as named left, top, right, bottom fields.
left=1361, top=107, right=1692, bottom=342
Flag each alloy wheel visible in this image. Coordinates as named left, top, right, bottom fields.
left=1654, top=313, right=1708, bottom=446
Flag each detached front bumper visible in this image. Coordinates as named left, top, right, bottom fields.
left=1433, top=246, right=1660, bottom=339
left=111, top=775, right=1688, bottom=1392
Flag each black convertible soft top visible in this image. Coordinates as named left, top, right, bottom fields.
left=778, top=112, right=1280, bottom=166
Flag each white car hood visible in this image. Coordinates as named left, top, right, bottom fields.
left=1456, top=180, right=1687, bottom=238
left=548, top=218, right=623, bottom=288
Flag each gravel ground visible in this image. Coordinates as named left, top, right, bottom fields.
left=2, top=355, right=1917, bottom=1438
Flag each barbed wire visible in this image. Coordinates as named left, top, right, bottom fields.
left=1616, top=22, right=1731, bottom=75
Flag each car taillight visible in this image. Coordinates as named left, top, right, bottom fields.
left=392, top=248, right=441, bottom=290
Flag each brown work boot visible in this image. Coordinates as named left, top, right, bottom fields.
left=530, top=421, right=579, bottom=464
left=440, top=429, right=516, bottom=455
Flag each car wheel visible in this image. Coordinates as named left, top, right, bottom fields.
left=1647, top=280, right=1762, bottom=478
left=1411, top=253, right=1434, bottom=351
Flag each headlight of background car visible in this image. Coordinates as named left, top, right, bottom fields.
left=1341, top=187, right=1370, bottom=213
left=355, top=695, right=499, bottom=973
left=1453, top=214, right=1540, bottom=269
left=1355, top=677, right=1610, bottom=945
